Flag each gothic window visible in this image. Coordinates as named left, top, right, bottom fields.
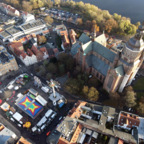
left=100, top=75, right=102, bottom=81
left=96, top=73, right=99, bottom=78
left=107, top=76, right=113, bottom=89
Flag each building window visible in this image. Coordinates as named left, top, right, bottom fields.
left=96, top=73, right=99, bottom=78
left=100, top=75, right=102, bottom=81
left=107, top=76, right=113, bottom=89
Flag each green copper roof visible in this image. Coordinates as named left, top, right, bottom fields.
left=82, top=41, right=116, bottom=63
left=86, top=54, right=110, bottom=76
left=115, top=65, right=125, bottom=76
left=71, top=42, right=81, bottom=56
left=79, top=33, right=91, bottom=44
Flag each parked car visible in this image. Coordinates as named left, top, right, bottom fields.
left=59, top=116, right=63, bottom=121
left=0, top=82, right=2, bottom=85
left=46, top=131, right=51, bottom=136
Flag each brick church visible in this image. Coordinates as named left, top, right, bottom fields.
left=70, top=24, right=144, bottom=93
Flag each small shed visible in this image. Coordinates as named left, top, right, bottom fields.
left=0, top=102, right=10, bottom=111
left=13, top=112, right=23, bottom=122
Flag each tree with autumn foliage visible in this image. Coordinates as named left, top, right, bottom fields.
left=104, top=18, right=118, bottom=33
left=22, top=1, right=33, bottom=12
left=76, top=18, right=83, bottom=25
left=44, top=15, right=54, bottom=24
left=137, top=102, right=144, bottom=116
left=82, top=86, right=99, bottom=101
left=82, top=86, right=89, bottom=95
left=91, top=20, right=100, bottom=32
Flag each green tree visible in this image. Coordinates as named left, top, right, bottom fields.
left=38, top=65, right=46, bottom=76
left=56, top=35, right=62, bottom=49
left=102, top=10, right=111, bottom=20
left=113, top=13, right=121, bottom=22
left=58, top=64, right=65, bottom=75
left=44, top=16, right=53, bottom=24
left=38, top=0, right=44, bottom=8
left=22, top=1, right=33, bottom=12
left=91, top=21, right=100, bottom=32
left=30, top=0, right=38, bottom=9
left=135, top=21, right=141, bottom=28
left=58, top=53, right=69, bottom=63
left=54, top=0, right=60, bottom=6
left=104, top=18, right=118, bottom=33
left=137, top=102, right=144, bottom=115
left=46, top=73, right=53, bottom=80
left=124, top=91, right=136, bottom=107
left=47, top=63, right=57, bottom=74
left=66, top=56, right=75, bottom=71
left=12, top=0, right=20, bottom=8
left=43, top=0, right=53, bottom=8
left=43, top=60, right=49, bottom=67
left=87, top=87, right=99, bottom=101
left=82, top=86, right=89, bottom=95
left=65, top=79, right=81, bottom=94
left=76, top=18, right=83, bottom=25
left=38, top=35, right=47, bottom=44
left=119, top=19, right=136, bottom=35
left=109, top=92, right=120, bottom=100
left=88, top=77, right=101, bottom=87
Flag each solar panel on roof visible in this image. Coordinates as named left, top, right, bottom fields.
left=0, top=31, right=10, bottom=37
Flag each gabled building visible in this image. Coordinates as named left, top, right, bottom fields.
left=53, top=100, right=144, bottom=144
left=71, top=26, right=144, bottom=93
left=0, top=45, right=18, bottom=76
left=69, top=29, right=77, bottom=45
left=0, top=19, right=47, bottom=45
left=0, top=123, right=18, bottom=144
left=0, top=3, right=20, bottom=17
left=60, top=30, right=70, bottom=50
left=8, top=34, right=49, bottom=66
left=21, top=11, right=35, bottom=23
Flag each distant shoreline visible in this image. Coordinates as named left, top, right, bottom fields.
left=73, top=0, right=143, bottom=24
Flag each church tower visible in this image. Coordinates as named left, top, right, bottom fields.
left=91, top=24, right=96, bottom=42
left=118, top=32, right=144, bottom=92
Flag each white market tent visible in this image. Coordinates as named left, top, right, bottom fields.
left=138, top=117, right=144, bottom=140
left=45, top=109, right=53, bottom=118
left=41, top=86, right=49, bottom=93
left=0, top=102, right=10, bottom=111
left=7, top=85, right=14, bottom=90
left=32, top=127, right=37, bottom=132
left=17, top=93, right=23, bottom=98
left=13, top=112, right=23, bottom=122
left=41, top=124, right=46, bottom=131
left=35, top=95, right=47, bottom=106
left=37, top=116, right=47, bottom=127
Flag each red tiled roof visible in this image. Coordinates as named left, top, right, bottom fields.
left=27, top=49, right=34, bottom=56
left=53, top=48, right=59, bottom=54
left=20, top=52, right=27, bottom=59
left=60, top=30, right=68, bottom=36
left=40, top=47, right=48, bottom=54
left=118, top=139, right=124, bottom=144
left=118, top=112, right=140, bottom=128
left=35, top=50, right=43, bottom=61
left=9, top=42, right=23, bottom=49
left=31, top=45, right=39, bottom=54
left=43, top=29, right=49, bottom=34
left=21, top=11, right=28, bottom=16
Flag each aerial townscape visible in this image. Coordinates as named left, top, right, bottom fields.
left=0, top=0, right=144, bottom=144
